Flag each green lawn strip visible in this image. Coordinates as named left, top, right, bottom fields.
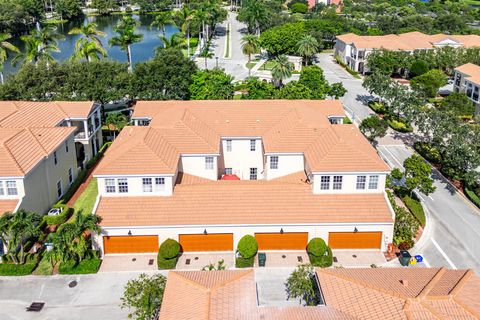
left=32, top=255, right=54, bottom=276
left=72, top=178, right=98, bottom=219
left=465, top=188, right=480, bottom=208
left=402, top=195, right=426, bottom=227
left=59, top=258, right=102, bottom=275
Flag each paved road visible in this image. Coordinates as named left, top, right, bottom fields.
left=317, top=53, right=480, bottom=274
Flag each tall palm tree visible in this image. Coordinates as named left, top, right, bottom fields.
left=68, top=22, right=106, bottom=46
left=237, top=0, right=269, bottom=35
left=11, top=34, right=59, bottom=66
left=0, top=33, right=20, bottom=84
left=241, top=34, right=260, bottom=76
left=68, top=22, right=107, bottom=62
left=151, top=11, right=175, bottom=38
left=193, top=8, right=210, bottom=49
left=109, top=16, right=143, bottom=72
left=271, top=55, right=294, bottom=87
left=157, top=32, right=185, bottom=52
left=175, top=6, right=196, bottom=56
left=296, top=35, right=319, bottom=66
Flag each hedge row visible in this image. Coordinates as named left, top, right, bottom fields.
left=0, top=254, right=40, bottom=276
left=413, top=142, right=442, bottom=164
left=59, top=169, right=88, bottom=204
left=59, top=258, right=102, bottom=274
left=42, top=203, right=73, bottom=226
left=386, top=116, right=413, bottom=133
left=402, top=195, right=426, bottom=227
left=465, top=187, right=480, bottom=208
left=235, top=256, right=255, bottom=268
left=334, top=55, right=361, bottom=79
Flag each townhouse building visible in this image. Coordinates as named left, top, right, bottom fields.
left=454, top=63, right=480, bottom=115
left=0, top=101, right=103, bottom=216
left=334, top=32, right=480, bottom=74
left=93, top=100, right=395, bottom=256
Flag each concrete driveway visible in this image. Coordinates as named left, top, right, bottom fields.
left=0, top=271, right=166, bottom=320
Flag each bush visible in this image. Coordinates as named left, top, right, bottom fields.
left=235, top=256, right=255, bottom=268
left=308, top=247, right=333, bottom=268
left=465, top=187, right=480, bottom=208
left=59, top=257, right=102, bottom=274
left=157, top=257, right=178, bottom=269
left=413, top=142, right=442, bottom=164
left=0, top=254, right=39, bottom=276
left=386, top=116, right=413, bottom=133
left=368, top=101, right=387, bottom=114
left=237, top=235, right=258, bottom=259
left=42, top=203, right=73, bottom=226
left=290, top=2, right=308, bottom=13
left=157, top=239, right=180, bottom=269
left=307, top=238, right=327, bottom=257
left=403, top=195, right=426, bottom=226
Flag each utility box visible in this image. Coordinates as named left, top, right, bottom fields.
left=399, top=250, right=411, bottom=267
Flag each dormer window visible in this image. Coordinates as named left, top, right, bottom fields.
left=205, top=157, right=214, bottom=170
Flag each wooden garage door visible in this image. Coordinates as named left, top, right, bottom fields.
left=255, top=233, right=308, bottom=250
left=179, top=234, right=233, bottom=252
left=329, top=232, right=382, bottom=249
left=103, top=235, right=158, bottom=254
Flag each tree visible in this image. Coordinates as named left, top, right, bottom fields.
left=241, top=77, right=275, bottom=99
left=189, top=69, right=234, bottom=100
left=275, top=81, right=312, bottom=99
left=285, top=264, right=319, bottom=306
left=55, top=0, right=83, bottom=19
left=298, top=65, right=329, bottom=99
left=403, top=155, right=436, bottom=196
left=410, top=69, right=447, bottom=98
left=157, top=32, right=184, bottom=52
left=0, top=33, right=19, bottom=84
left=105, top=112, right=128, bottom=140
left=409, top=59, right=429, bottom=77
left=296, top=35, right=319, bottom=66
left=439, top=92, right=475, bottom=117
left=70, top=38, right=107, bottom=62
left=328, top=82, right=346, bottom=99
left=259, top=22, right=306, bottom=56
left=290, top=3, right=308, bottom=14
left=174, top=6, right=196, bottom=57
left=241, top=34, right=260, bottom=76
left=237, top=0, right=269, bottom=34
left=366, top=49, right=408, bottom=76
left=109, top=16, right=143, bottom=72
left=359, top=115, right=388, bottom=144
left=270, top=55, right=294, bottom=87
left=91, top=0, right=118, bottom=15
left=12, top=33, right=59, bottom=67
left=151, top=11, right=175, bottom=39
left=68, top=22, right=106, bottom=47
left=0, top=210, right=41, bottom=264
left=121, top=273, right=167, bottom=320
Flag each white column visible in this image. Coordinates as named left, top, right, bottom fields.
left=83, top=120, right=88, bottom=139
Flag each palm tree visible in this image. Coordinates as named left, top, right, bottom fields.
left=296, top=35, right=319, bottom=66
left=11, top=34, right=59, bottom=66
left=157, top=33, right=185, bottom=52
left=71, top=38, right=108, bottom=62
left=68, top=22, right=106, bottom=46
left=151, top=12, right=175, bottom=39
left=0, top=210, right=41, bottom=264
left=241, top=34, right=260, bottom=76
left=237, top=0, right=269, bottom=35
left=0, top=33, right=19, bottom=84
left=175, top=6, right=196, bottom=56
left=35, top=24, right=65, bottom=48
left=109, top=16, right=143, bottom=72
left=271, top=55, right=294, bottom=87
left=193, top=8, right=210, bottom=49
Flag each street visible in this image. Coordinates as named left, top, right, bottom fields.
left=317, top=53, right=480, bottom=274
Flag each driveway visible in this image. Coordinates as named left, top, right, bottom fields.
left=0, top=271, right=166, bottom=320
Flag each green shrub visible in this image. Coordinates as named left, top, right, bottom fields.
left=308, top=247, right=333, bottom=268
left=368, top=101, right=387, bottom=114
left=413, top=142, right=442, bottom=164
left=343, top=117, right=353, bottom=124
left=465, top=187, right=480, bottom=208
left=157, top=256, right=178, bottom=269
left=402, top=196, right=426, bottom=226
left=60, top=169, right=88, bottom=203
left=42, top=203, right=73, bottom=226
left=307, top=238, right=327, bottom=257
left=237, top=235, right=258, bottom=259
left=290, top=2, right=308, bottom=13
left=59, top=258, right=102, bottom=274
left=386, top=116, right=413, bottom=133
left=235, top=256, right=255, bottom=268
left=0, top=254, right=39, bottom=276
left=159, top=239, right=180, bottom=259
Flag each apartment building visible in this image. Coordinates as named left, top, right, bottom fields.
left=93, top=100, right=394, bottom=256
left=454, top=63, right=480, bottom=115
left=334, top=31, right=480, bottom=74
left=0, top=101, right=102, bottom=215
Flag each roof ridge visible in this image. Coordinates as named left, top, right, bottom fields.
left=449, top=269, right=474, bottom=296
left=52, top=101, right=70, bottom=119
left=209, top=269, right=253, bottom=291
left=180, top=109, right=219, bottom=150
left=143, top=127, right=179, bottom=171
left=1, top=129, right=26, bottom=175
left=26, top=128, right=48, bottom=155
left=417, top=268, right=447, bottom=299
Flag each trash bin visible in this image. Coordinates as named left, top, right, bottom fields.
left=415, top=255, right=423, bottom=263
left=258, top=252, right=266, bottom=267
left=399, top=250, right=411, bottom=267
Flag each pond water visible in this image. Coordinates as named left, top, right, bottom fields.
left=3, top=14, right=179, bottom=75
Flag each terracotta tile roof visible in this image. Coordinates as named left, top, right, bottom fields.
left=96, top=172, right=393, bottom=227
left=0, top=127, right=75, bottom=176
left=336, top=32, right=480, bottom=51
left=455, top=63, right=480, bottom=85
left=159, top=268, right=480, bottom=320
left=96, top=100, right=388, bottom=175
left=0, top=199, right=19, bottom=215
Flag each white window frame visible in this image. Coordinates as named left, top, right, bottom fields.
left=320, top=176, right=330, bottom=190
left=154, top=177, right=165, bottom=192
left=250, top=168, right=257, bottom=180
left=226, top=140, right=232, bottom=152
left=118, top=179, right=128, bottom=193
left=56, top=180, right=62, bottom=198
left=356, top=176, right=366, bottom=190
left=225, top=168, right=232, bottom=175
left=270, top=156, right=279, bottom=170
left=333, top=176, right=343, bottom=190
left=143, top=178, right=153, bottom=192
left=6, top=181, right=17, bottom=196
left=65, top=141, right=69, bottom=153
left=368, top=175, right=379, bottom=190
left=250, top=139, right=256, bottom=151
left=68, top=168, right=73, bottom=185
left=0, top=181, right=3, bottom=196
left=53, top=151, right=58, bottom=165
left=205, top=157, right=214, bottom=170
left=105, top=179, right=116, bottom=193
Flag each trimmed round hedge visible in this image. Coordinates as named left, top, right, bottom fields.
left=307, top=238, right=332, bottom=268
left=237, top=235, right=258, bottom=259
left=159, top=238, right=180, bottom=260
left=307, top=238, right=327, bottom=257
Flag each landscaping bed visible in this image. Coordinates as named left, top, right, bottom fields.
left=386, top=115, right=413, bottom=133
left=0, top=254, right=40, bottom=276
left=465, top=187, right=480, bottom=208
left=59, top=257, right=102, bottom=275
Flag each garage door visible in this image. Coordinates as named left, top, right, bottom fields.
left=328, top=232, right=382, bottom=249
left=255, top=233, right=308, bottom=250
left=103, top=235, right=158, bottom=254
left=179, top=234, right=233, bottom=252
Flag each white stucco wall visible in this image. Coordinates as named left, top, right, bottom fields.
left=312, top=173, right=386, bottom=194
left=220, top=138, right=264, bottom=180
left=264, top=154, right=305, bottom=180
left=179, top=155, right=218, bottom=181
left=97, top=176, right=174, bottom=197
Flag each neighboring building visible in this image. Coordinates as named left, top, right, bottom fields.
left=454, top=63, right=480, bottom=115
left=334, top=32, right=480, bottom=74
left=0, top=101, right=102, bottom=215
left=93, top=100, right=394, bottom=256
left=308, top=0, right=343, bottom=11
left=159, top=268, right=480, bottom=320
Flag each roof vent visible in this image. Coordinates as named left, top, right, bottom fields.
left=226, top=120, right=230, bottom=123
left=400, top=279, right=409, bottom=287
left=256, top=119, right=260, bottom=122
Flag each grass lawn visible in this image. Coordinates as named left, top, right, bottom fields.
left=462, top=0, right=480, bottom=5
left=32, top=255, right=53, bottom=276
left=73, top=178, right=98, bottom=217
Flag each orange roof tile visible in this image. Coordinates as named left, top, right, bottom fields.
left=0, top=199, right=19, bottom=215
left=455, top=63, right=480, bottom=85
left=96, top=100, right=388, bottom=175
left=96, top=172, right=393, bottom=227
left=159, top=268, right=480, bottom=320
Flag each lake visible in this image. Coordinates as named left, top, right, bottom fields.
left=3, top=14, right=179, bottom=75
